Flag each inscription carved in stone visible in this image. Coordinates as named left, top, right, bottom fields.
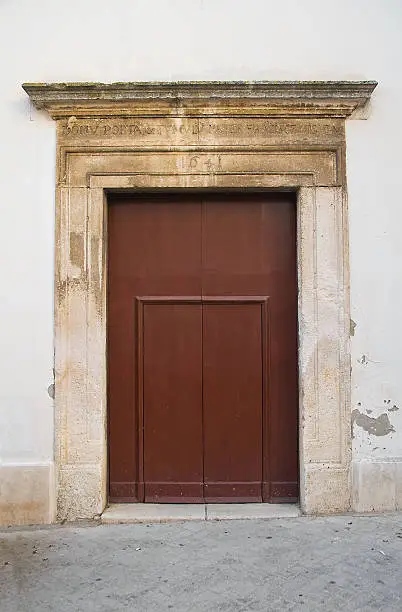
left=61, top=120, right=250, bottom=139
left=62, top=123, right=165, bottom=137
left=188, top=154, right=223, bottom=172
left=59, top=118, right=343, bottom=145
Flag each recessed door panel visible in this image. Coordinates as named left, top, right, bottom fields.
left=142, top=301, right=203, bottom=503
left=203, top=301, right=264, bottom=502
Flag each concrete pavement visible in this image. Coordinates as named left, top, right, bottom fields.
left=1, top=513, right=402, bottom=611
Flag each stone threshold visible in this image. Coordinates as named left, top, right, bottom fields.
left=101, top=503, right=300, bottom=524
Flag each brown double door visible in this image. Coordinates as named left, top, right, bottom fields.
left=108, top=192, right=298, bottom=503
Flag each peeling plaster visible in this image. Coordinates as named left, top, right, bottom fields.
left=352, top=409, right=395, bottom=437
left=384, top=399, right=399, bottom=412
left=357, top=354, right=379, bottom=366
left=350, top=318, right=357, bottom=336
left=47, top=383, right=55, bottom=399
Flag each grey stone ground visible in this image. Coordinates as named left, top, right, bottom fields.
left=1, top=514, right=402, bottom=612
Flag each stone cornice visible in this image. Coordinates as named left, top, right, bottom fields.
left=22, top=80, right=377, bottom=119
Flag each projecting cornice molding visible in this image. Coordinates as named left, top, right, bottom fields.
left=22, top=80, right=377, bottom=118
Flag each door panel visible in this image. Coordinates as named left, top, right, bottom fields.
left=202, top=197, right=268, bottom=296
left=203, top=301, right=264, bottom=502
left=142, top=301, right=203, bottom=503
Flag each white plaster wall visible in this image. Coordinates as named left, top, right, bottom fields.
left=0, top=0, right=401, bottom=500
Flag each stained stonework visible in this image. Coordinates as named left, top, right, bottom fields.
left=0, top=464, right=55, bottom=525
left=23, top=81, right=376, bottom=520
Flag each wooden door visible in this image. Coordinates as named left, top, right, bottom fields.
left=108, top=192, right=298, bottom=503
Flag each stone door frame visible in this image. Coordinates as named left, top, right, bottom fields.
left=23, top=81, right=377, bottom=520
